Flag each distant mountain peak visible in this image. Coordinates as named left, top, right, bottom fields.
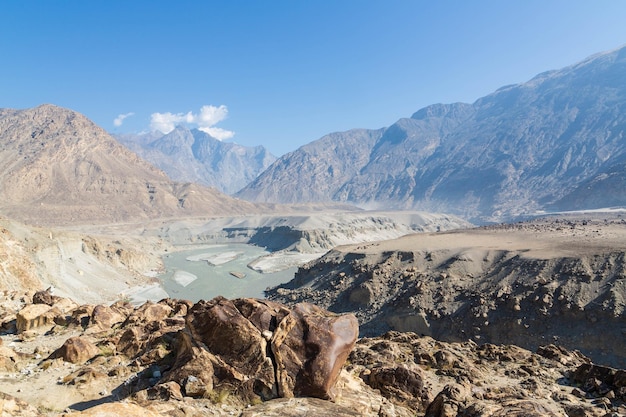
left=114, top=128, right=276, bottom=195
left=0, top=105, right=260, bottom=226
left=237, top=45, right=626, bottom=222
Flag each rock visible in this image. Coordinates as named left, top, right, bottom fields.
left=185, top=297, right=279, bottom=401
left=32, top=289, right=60, bottom=306
left=240, top=397, right=364, bottom=417
left=164, top=331, right=215, bottom=398
left=61, top=366, right=107, bottom=385
left=0, top=346, right=18, bottom=372
left=572, top=363, right=626, bottom=400
left=366, top=366, right=430, bottom=408
left=117, top=326, right=148, bottom=358
left=89, top=304, right=125, bottom=330
left=155, top=298, right=192, bottom=318
left=50, top=336, right=101, bottom=364
left=15, top=303, right=53, bottom=333
left=0, top=392, right=43, bottom=417
left=68, top=304, right=96, bottom=328
left=271, top=302, right=359, bottom=399
left=147, top=381, right=184, bottom=401
left=180, top=297, right=358, bottom=402
left=65, top=402, right=166, bottom=417
left=536, top=344, right=589, bottom=366
left=183, top=375, right=207, bottom=398
left=124, top=301, right=172, bottom=326
left=50, top=298, right=80, bottom=325
left=424, top=383, right=468, bottom=417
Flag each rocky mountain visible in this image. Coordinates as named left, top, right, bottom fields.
left=239, top=46, right=626, bottom=223
left=237, top=128, right=384, bottom=203
left=0, top=105, right=260, bottom=226
left=116, top=127, right=276, bottom=194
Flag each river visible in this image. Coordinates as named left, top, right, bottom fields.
left=158, top=243, right=297, bottom=302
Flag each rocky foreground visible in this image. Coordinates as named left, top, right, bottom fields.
left=0, top=290, right=624, bottom=416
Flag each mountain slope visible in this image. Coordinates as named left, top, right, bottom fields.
left=238, top=46, right=626, bottom=222
left=0, top=104, right=260, bottom=226
left=116, top=127, right=276, bottom=194
left=236, top=128, right=384, bottom=203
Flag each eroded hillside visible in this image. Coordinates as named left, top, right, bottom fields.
left=268, top=214, right=626, bottom=368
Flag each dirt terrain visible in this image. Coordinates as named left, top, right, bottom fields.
left=268, top=213, right=626, bottom=368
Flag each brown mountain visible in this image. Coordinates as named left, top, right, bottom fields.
left=0, top=104, right=259, bottom=226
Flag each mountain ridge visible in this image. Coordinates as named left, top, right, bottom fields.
left=0, top=104, right=261, bottom=226
left=115, top=126, right=276, bottom=194
left=238, top=46, right=626, bottom=222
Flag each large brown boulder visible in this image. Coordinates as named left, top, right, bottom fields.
left=124, top=301, right=172, bottom=326
left=49, top=336, right=101, bottom=364
left=271, top=302, right=359, bottom=399
left=175, top=297, right=358, bottom=402
left=32, top=289, right=61, bottom=306
left=185, top=297, right=281, bottom=400
left=164, top=330, right=215, bottom=398
left=89, top=304, right=125, bottom=330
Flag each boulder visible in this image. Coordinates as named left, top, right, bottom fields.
left=124, top=301, right=172, bottom=326
left=178, top=297, right=358, bottom=402
left=147, top=381, right=184, bottom=401
left=164, top=331, right=214, bottom=398
left=89, top=304, right=125, bottom=330
left=68, top=304, right=96, bottom=328
left=62, top=366, right=107, bottom=385
left=0, top=346, right=20, bottom=371
left=366, top=366, right=430, bottom=407
left=271, top=302, right=359, bottom=399
left=32, top=289, right=61, bottom=306
left=0, top=392, right=43, bottom=417
left=424, top=383, right=469, bottom=417
left=572, top=363, right=626, bottom=401
left=117, top=326, right=148, bottom=358
left=15, top=303, right=53, bottom=333
left=50, top=336, right=101, bottom=364
left=185, top=297, right=277, bottom=400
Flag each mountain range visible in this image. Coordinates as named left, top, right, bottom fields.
left=115, top=127, right=276, bottom=194
left=0, top=104, right=260, bottom=226
left=237, top=46, right=626, bottom=222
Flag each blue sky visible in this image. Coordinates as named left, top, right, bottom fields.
left=2, top=1, right=626, bottom=156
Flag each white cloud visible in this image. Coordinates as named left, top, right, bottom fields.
left=149, top=111, right=188, bottom=134
left=113, top=112, right=135, bottom=127
left=150, top=105, right=234, bottom=140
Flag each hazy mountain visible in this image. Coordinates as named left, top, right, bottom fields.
left=116, top=127, right=276, bottom=194
left=238, top=46, right=626, bottom=222
left=237, top=128, right=384, bottom=203
left=0, top=104, right=260, bottom=226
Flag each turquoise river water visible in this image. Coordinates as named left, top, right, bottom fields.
left=158, top=244, right=297, bottom=302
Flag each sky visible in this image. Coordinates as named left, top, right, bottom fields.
left=2, top=1, right=626, bottom=156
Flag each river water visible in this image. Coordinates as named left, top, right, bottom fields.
left=158, top=244, right=297, bottom=302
